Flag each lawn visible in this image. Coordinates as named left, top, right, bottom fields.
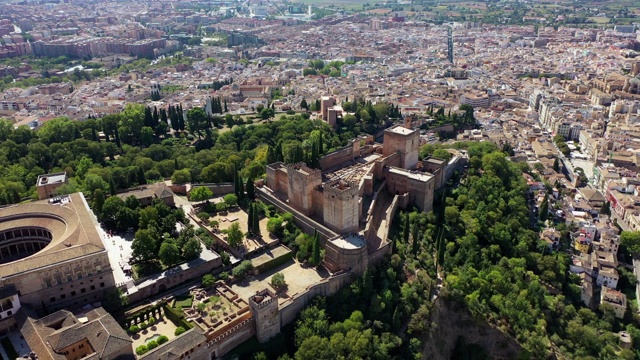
left=173, top=294, right=193, bottom=309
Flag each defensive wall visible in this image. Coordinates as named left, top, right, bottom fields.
left=256, top=186, right=338, bottom=240
left=127, top=254, right=222, bottom=304
left=279, top=271, right=353, bottom=325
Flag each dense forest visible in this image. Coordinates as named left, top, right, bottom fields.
left=2, top=106, right=640, bottom=359
left=241, top=141, right=640, bottom=360
left=0, top=105, right=359, bottom=203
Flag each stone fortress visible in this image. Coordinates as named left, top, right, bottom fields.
left=262, top=123, right=462, bottom=276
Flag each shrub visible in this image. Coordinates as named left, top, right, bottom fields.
left=139, top=321, right=147, bottom=329
left=128, top=325, right=140, bottom=333
left=209, top=219, right=219, bottom=229
left=147, top=340, right=158, bottom=350
left=157, top=335, right=169, bottom=345
left=197, top=212, right=210, bottom=221
left=148, top=317, right=155, bottom=325
left=202, top=274, right=215, bottom=288
left=215, top=202, right=227, bottom=212
left=218, top=271, right=229, bottom=281
left=232, top=260, right=254, bottom=279
left=175, top=326, right=186, bottom=336
left=271, top=272, right=286, bottom=289
left=136, top=345, right=148, bottom=355
left=197, top=302, right=206, bottom=312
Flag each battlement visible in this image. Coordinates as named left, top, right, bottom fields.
left=249, top=289, right=277, bottom=310
left=287, top=162, right=322, bottom=179
left=323, top=179, right=359, bottom=200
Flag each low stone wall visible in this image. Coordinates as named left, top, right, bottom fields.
left=128, top=256, right=222, bottom=304
left=189, top=183, right=235, bottom=197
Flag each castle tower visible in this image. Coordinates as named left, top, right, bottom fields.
left=323, top=180, right=359, bottom=233
left=249, top=289, right=280, bottom=343
left=320, top=96, right=335, bottom=120
left=382, top=125, right=420, bottom=170
left=287, top=163, right=322, bottom=216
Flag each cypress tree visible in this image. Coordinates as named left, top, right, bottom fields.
left=411, top=221, right=420, bottom=255
left=160, top=108, right=168, bottom=124
left=91, top=126, right=98, bottom=142
left=93, top=188, right=105, bottom=215
left=252, top=203, right=260, bottom=235
left=174, top=158, right=179, bottom=170
left=137, top=167, right=146, bottom=185
left=144, top=107, right=153, bottom=127
left=114, top=126, right=121, bottom=148
left=152, top=107, right=160, bottom=127
left=246, top=177, right=255, bottom=199
left=267, top=146, right=276, bottom=164
left=318, top=131, right=323, bottom=156
left=276, top=142, right=283, bottom=162
left=402, top=212, right=410, bottom=243
left=109, top=176, right=116, bottom=196
left=312, top=230, right=321, bottom=266
left=247, top=203, right=254, bottom=235
left=224, top=99, right=228, bottom=112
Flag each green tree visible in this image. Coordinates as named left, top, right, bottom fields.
left=182, top=237, right=202, bottom=260
left=271, top=272, right=286, bottom=289
left=232, top=260, right=253, bottom=279
left=140, top=126, right=154, bottom=147
left=92, top=188, right=105, bottom=215
left=252, top=203, right=260, bottom=235
left=171, top=169, right=191, bottom=185
left=202, top=274, right=215, bottom=288
left=311, top=231, right=321, bottom=266
left=190, top=187, right=213, bottom=201
left=223, top=193, right=238, bottom=208
left=539, top=193, right=549, bottom=222
left=246, top=177, right=255, bottom=199
left=132, top=228, right=158, bottom=262
left=226, top=222, right=243, bottom=248
left=158, top=240, right=181, bottom=267
left=621, top=231, right=640, bottom=255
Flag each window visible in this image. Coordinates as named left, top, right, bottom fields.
left=61, top=294, right=66, bottom=299
left=45, top=279, right=51, bottom=287
left=50, top=297, right=55, bottom=303
left=7, top=311, right=12, bottom=316
left=71, top=291, right=76, bottom=296
left=66, top=275, right=72, bottom=282
left=80, top=288, right=86, bottom=294
left=90, top=285, right=95, bottom=291
left=100, top=283, right=105, bottom=288
left=76, top=273, right=82, bottom=280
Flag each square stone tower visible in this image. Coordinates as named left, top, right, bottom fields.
left=249, top=289, right=280, bottom=343
left=323, top=180, right=360, bottom=233
left=382, top=125, right=420, bottom=170
left=287, top=163, right=322, bottom=216
left=320, top=96, right=336, bottom=120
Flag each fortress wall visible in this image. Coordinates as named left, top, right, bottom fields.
left=444, top=155, right=469, bottom=183
left=320, top=146, right=355, bottom=170
left=256, top=187, right=337, bottom=240
left=279, top=272, right=353, bottom=326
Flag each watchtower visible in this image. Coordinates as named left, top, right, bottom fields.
left=382, top=125, right=420, bottom=170
left=249, top=289, right=280, bottom=343
left=323, top=180, right=359, bottom=233
left=287, top=163, right=322, bottom=216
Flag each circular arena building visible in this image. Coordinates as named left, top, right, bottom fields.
left=0, top=193, right=115, bottom=332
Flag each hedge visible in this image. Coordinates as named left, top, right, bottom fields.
left=254, top=249, right=293, bottom=273
left=162, top=304, right=193, bottom=330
